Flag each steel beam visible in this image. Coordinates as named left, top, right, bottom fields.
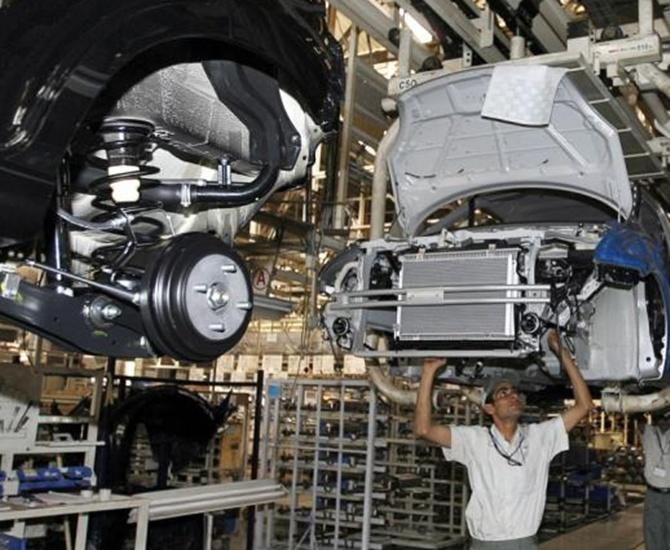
left=329, top=0, right=432, bottom=68
left=421, top=0, right=506, bottom=62
left=334, top=25, right=359, bottom=229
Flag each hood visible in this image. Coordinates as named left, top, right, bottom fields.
left=388, top=66, right=632, bottom=236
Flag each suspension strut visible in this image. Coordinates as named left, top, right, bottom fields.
left=91, top=118, right=159, bottom=204
left=87, top=118, right=165, bottom=269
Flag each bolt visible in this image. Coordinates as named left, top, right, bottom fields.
left=209, top=323, right=226, bottom=333
left=207, top=282, right=229, bottom=311
left=221, top=265, right=237, bottom=273
left=101, top=304, right=122, bottom=320
left=236, top=301, right=253, bottom=311
left=194, top=284, right=208, bottom=293
left=208, top=289, right=229, bottom=309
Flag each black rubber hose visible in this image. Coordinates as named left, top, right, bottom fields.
left=192, top=163, right=279, bottom=204
left=140, top=163, right=279, bottom=210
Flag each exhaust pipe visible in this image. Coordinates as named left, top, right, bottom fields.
left=601, top=387, right=670, bottom=413
left=365, top=336, right=417, bottom=406
left=364, top=336, right=484, bottom=407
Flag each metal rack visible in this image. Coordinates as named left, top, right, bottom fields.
left=256, top=378, right=480, bottom=550
left=257, top=378, right=382, bottom=550
left=0, top=491, right=149, bottom=550
left=0, top=363, right=272, bottom=549
left=0, top=363, right=103, bottom=496
left=373, top=389, right=478, bottom=549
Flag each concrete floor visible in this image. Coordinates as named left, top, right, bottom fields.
left=540, top=504, right=645, bottom=550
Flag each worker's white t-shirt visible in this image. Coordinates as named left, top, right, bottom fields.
left=443, top=417, right=568, bottom=542
left=642, top=426, right=670, bottom=488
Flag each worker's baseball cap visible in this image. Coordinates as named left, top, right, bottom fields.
left=481, top=377, right=517, bottom=406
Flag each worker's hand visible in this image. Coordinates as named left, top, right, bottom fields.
left=546, top=329, right=565, bottom=357
left=423, top=358, right=447, bottom=374
left=547, top=329, right=578, bottom=374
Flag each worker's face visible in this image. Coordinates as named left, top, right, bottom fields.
left=484, top=383, right=524, bottom=420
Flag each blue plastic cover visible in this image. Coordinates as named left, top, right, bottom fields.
left=594, top=223, right=666, bottom=276
left=0, top=534, right=27, bottom=550
left=16, top=466, right=92, bottom=492
left=595, top=223, right=670, bottom=377
left=64, top=466, right=93, bottom=480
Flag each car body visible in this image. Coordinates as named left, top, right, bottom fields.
left=0, top=0, right=342, bottom=361
left=322, top=64, right=670, bottom=393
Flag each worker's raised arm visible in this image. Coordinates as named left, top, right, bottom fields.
left=414, top=359, right=452, bottom=447
left=547, top=330, right=594, bottom=432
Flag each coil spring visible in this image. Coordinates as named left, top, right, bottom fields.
left=86, top=119, right=167, bottom=270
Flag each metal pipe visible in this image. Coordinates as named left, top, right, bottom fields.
left=52, top=160, right=72, bottom=287
left=635, top=64, right=670, bottom=99
left=287, top=385, right=303, bottom=547
left=334, top=25, right=359, bottom=230
left=601, top=387, right=670, bottom=413
left=309, top=385, right=323, bottom=550
left=510, top=35, right=526, bottom=60
left=641, top=91, right=670, bottom=138
left=367, top=363, right=417, bottom=406
left=333, top=384, right=345, bottom=550
left=360, top=348, right=525, bottom=358
left=365, top=335, right=417, bottom=405
left=642, top=92, right=670, bottom=126
left=251, top=369, right=264, bottom=481
left=143, top=492, right=287, bottom=520
left=24, top=260, right=138, bottom=304
left=361, top=385, right=377, bottom=550
left=370, top=121, right=399, bottom=240
left=330, top=296, right=549, bottom=310
left=246, top=369, right=264, bottom=550
left=337, top=283, right=551, bottom=298
left=113, top=375, right=259, bottom=388
left=365, top=337, right=485, bottom=407
left=461, top=386, right=485, bottom=406
left=398, top=25, right=412, bottom=78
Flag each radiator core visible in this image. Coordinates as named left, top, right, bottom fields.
left=397, top=248, right=519, bottom=341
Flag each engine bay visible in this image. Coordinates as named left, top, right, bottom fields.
left=322, top=222, right=668, bottom=386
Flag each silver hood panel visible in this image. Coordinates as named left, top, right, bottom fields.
left=389, top=66, right=633, bottom=236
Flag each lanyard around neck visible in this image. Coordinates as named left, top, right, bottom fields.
left=655, top=427, right=670, bottom=456
left=488, top=426, right=525, bottom=466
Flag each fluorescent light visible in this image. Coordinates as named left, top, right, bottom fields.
left=403, top=10, right=433, bottom=44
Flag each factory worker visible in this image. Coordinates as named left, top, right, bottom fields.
left=414, top=329, right=593, bottom=549
left=641, top=409, right=670, bottom=550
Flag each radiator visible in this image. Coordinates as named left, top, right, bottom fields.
left=397, top=248, right=519, bottom=341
